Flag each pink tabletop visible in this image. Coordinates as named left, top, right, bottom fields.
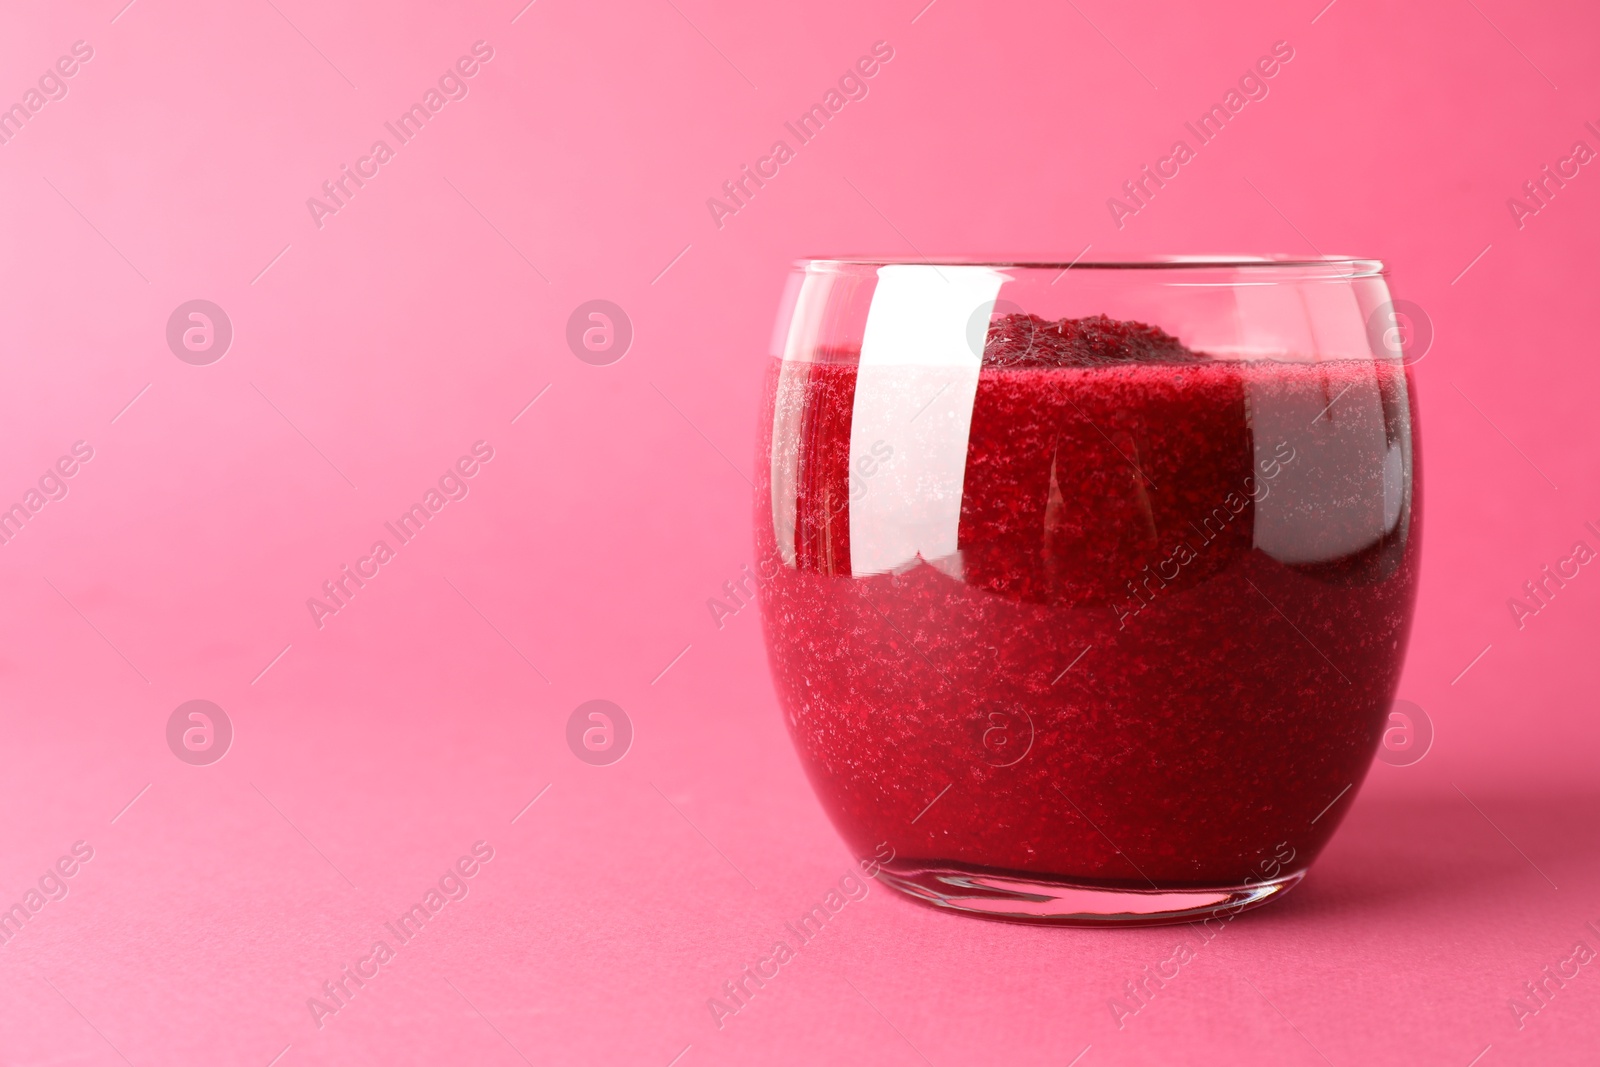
left=1, top=0, right=1598, bottom=1064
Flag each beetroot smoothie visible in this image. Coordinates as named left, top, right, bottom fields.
left=756, top=312, right=1420, bottom=918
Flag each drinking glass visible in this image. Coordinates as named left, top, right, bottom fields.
left=754, top=257, right=1421, bottom=926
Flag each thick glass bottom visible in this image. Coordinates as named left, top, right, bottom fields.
left=877, top=860, right=1304, bottom=927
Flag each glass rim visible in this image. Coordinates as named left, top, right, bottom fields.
left=798, top=254, right=1385, bottom=276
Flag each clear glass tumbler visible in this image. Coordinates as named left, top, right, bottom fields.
left=754, top=257, right=1421, bottom=926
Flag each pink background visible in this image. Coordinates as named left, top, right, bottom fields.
left=1, top=0, right=1598, bottom=1063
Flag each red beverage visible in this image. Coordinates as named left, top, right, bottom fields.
left=757, top=305, right=1420, bottom=924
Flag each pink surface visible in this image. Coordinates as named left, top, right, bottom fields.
left=0, top=0, right=1597, bottom=1064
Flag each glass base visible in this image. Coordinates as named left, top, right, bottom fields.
left=876, top=861, right=1304, bottom=927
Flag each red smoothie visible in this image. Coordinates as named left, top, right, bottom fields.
left=756, top=313, right=1420, bottom=904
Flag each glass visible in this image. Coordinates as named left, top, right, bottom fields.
left=753, top=257, right=1421, bottom=926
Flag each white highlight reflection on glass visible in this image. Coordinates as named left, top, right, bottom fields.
left=849, top=265, right=1005, bottom=577
left=1249, top=362, right=1399, bottom=564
